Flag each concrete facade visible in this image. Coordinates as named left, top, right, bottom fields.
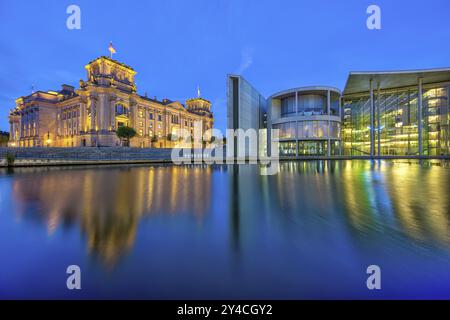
left=227, top=75, right=267, bottom=157
left=268, top=87, right=342, bottom=157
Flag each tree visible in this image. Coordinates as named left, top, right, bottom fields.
left=116, top=126, right=136, bottom=147
left=0, top=131, right=9, bottom=147
left=151, top=136, right=159, bottom=148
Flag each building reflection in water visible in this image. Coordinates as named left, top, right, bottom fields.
left=10, top=165, right=212, bottom=267
left=339, top=160, right=450, bottom=245
left=229, top=160, right=450, bottom=253
left=6, top=160, right=450, bottom=270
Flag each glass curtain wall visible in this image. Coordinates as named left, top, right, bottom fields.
left=377, top=90, right=419, bottom=156
left=423, top=87, right=449, bottom=156
left=281, top=97, right=296, bottom=118
left=279, top=142, right=297, bottom=156
left=343, top=85, right=450, bottom=156
left=273, top=122, right=296, bottom=139
left=298, top=141, right=326, bottom=156
left=298, top=94, right=327, bottom=115
left=343, top=96, right=371, bottom=155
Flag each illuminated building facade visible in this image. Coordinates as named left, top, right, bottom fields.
left=343, top=69, right=450, bottom=156
left=227, top=75, right=342, bottom=157
left=228, top=68, right=450, bottom=158
left=8, top=56, right=213, bottom=148
left=267, top=87, right=342, bottom=157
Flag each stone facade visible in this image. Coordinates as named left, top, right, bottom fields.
left=8, top=56, right=214, bottom=148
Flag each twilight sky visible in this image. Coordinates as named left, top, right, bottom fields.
left=0, top=0, right=449, bottom=132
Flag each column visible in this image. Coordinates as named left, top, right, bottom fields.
left=339, top=96, right=343, bottom=156
left=36, top=110, right=40, bottom=139
left=98, top=94, right=105, bottom=131
left=110, top=97, right=116, bottom=130
left=102, top=94, right=109, bottom=131
left=267, top=99, right=272, bottom=158
left=370, top=79, right=375, bottom=157
left=132, top=102, right=138, bottom=128
left=16, top=113, right=23, bottom=141
left=101, top=93, right=111, bottom=132
left=377, top=82, right=381, bottom=157
left=447, top=85, right=450, bottom=154
left=295, top=91, right=299, bottom=157
left=418, top=77, right=423, bottom=156
left=89, top=98, right=95, bottom=132
left=295, top=120, right=299, bottom=157
left=144, top=108, right=147, bottom=136
left=327, top=90, right=331, bottom=157
left=79, top=100, right=85, bottom=132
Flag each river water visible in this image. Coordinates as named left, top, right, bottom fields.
left=1, top=160, right=449, bottom=299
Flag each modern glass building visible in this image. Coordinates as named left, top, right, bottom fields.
left=267, top=87, right=342, bottom=157
left=227, top=68, right=450, bottom=159
left=343, top=69, right=450, bottom=156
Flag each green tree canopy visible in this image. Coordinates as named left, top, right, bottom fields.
left=116, top=126, right=137, bottom=146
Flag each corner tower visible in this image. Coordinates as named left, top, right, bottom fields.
left=186, top=87, right=212, bottom=117
left=185, top=87, right=214, bottom=137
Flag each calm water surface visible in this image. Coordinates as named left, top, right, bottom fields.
left=1, top=160, right=450, bottom=299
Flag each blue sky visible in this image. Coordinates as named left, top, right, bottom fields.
left=0, top=0, right=449, bottom=132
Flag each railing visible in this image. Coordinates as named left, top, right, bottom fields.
left=279, top=110, right=339, bottom=118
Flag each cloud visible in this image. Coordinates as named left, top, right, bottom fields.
left=235, top=47, right=254, bottom=74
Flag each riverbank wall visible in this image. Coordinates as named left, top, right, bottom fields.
left=0, top=147, right=449, bottom=167
left=0, top=147, right=178, bottom=167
